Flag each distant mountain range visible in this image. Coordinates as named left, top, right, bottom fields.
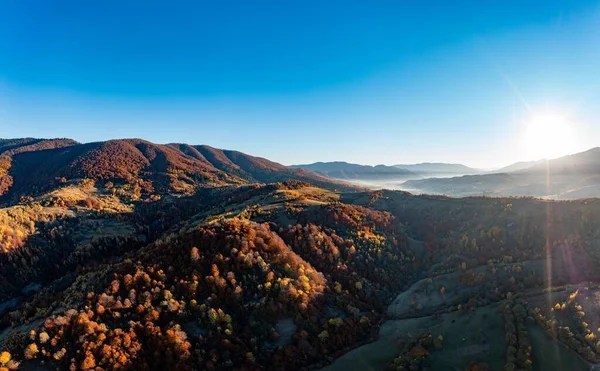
left=7, top=139, right=600, bottom=201
left=403, top=147, right=600, bottom=199
left=490, top=160, right=545, bottom=173
left=394, top=162, right=481, bottom=175
left=0, top=138, right=356, bottom=201
left=290, top=161, right=416, bottom=180
left=291, top=161, right=489, bottom=188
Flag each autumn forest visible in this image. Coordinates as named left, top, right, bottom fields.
left=0, top=138, right=599, bottom=371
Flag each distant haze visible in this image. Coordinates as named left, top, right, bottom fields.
left=402, top=147, right=600, bottom=199
left=292, top=147, right=600, bottom=199
left=292, top=161, right=485, bottom=190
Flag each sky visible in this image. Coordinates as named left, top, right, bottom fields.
left=1, top=1, right=600, bottom=168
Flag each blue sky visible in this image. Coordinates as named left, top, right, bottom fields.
left=1, top=1, right=600, bottom=168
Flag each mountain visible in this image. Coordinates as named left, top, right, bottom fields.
left=402, top=147, right=600, bottom=199
left=489, top=159, right=544, bottom=173
left=2, top=138, right=600, bottom=370
left=0, top=138, right=80, bottom=196
left=526, top=147, right=600, bottom=173
left=0, top=166, right=412, bottom=370
left=0, top=138, right=356, bottom=201
left=393, top=162, right=480, bottom=175
left=291, top=161, right=417, bottom=180
left=2, top=170, right=600, bottom=370
left=0, top=138, right=79, bottom=154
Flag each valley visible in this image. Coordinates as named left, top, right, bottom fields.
left=4, top=1, right=599, bottom=370
left=401, top=148, right=600, bottom=199
left=298, top=148, right=600, bottom=201
left=0, top=139, right=599, bottom=370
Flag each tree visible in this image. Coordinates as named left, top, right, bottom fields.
left=433, top=335, right=444, bottom=350
left=24, top=344, right=38, bottom=360
left=190, top=246, right=200, bottom=262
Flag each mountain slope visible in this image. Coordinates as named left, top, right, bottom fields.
left=3, top=158, right=600, bottom=370
left=0, top=138, right=356, bottom=201
left=0, top=138, right=79, bottom=196
left=489, top=159, right=544, bottom=173
left=291, top=161, right=416, bottom=180
left=393, top=162, right=480, bottom=174
left=526, top=147, right=600, bottom=173
left=402, top=147, right=600, bottom=199
left=0, top=182, right=411, bottom=370
left=182, top=145, right=358, bottom=190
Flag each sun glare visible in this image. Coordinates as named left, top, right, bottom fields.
left=521, top=111, right=578, bottom=160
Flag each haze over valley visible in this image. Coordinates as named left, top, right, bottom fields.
left=293, top=147, right=600, bottom=200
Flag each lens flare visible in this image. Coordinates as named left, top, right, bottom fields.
left=520, top=110, right=578, bottom=160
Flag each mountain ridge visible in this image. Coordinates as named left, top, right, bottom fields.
left=2, top=139, right=600, bottom=370
left=0, top=137, right=357, bottom=201
left=290, top=161, right=416, bottom=180
left=393, top=162, right=481, bottom=174
left=489, top=159, right=545, bottom=173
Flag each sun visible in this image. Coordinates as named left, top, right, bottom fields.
left=520, top=110, right=578, bottom=160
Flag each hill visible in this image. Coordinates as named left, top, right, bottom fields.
left=291, top=161, right=417, bottom=180
left=0, top=138, right=79, bottom=196
left=0, top=138, right=356, bottom=202
left=489, top=159, right=544, bottom=173
left=3, top=180, right=600, bottom=370
left=0, top=138, right=79, bottom=155
left=3, top=139, right=600, bottom=370
left=0, top=181, right=413, bottom=370
left=526, top=147, right=600, bottom=173
left=393, top=162, right=480, bottom=175
left=402, top=147, right=600, bottom=199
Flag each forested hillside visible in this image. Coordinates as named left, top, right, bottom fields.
left=1, top=139, right=600, bottom=371
left=0, top=138, right=355, bottom=204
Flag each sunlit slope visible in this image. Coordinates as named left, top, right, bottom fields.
left=0, top=138, right=356, bottom=202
